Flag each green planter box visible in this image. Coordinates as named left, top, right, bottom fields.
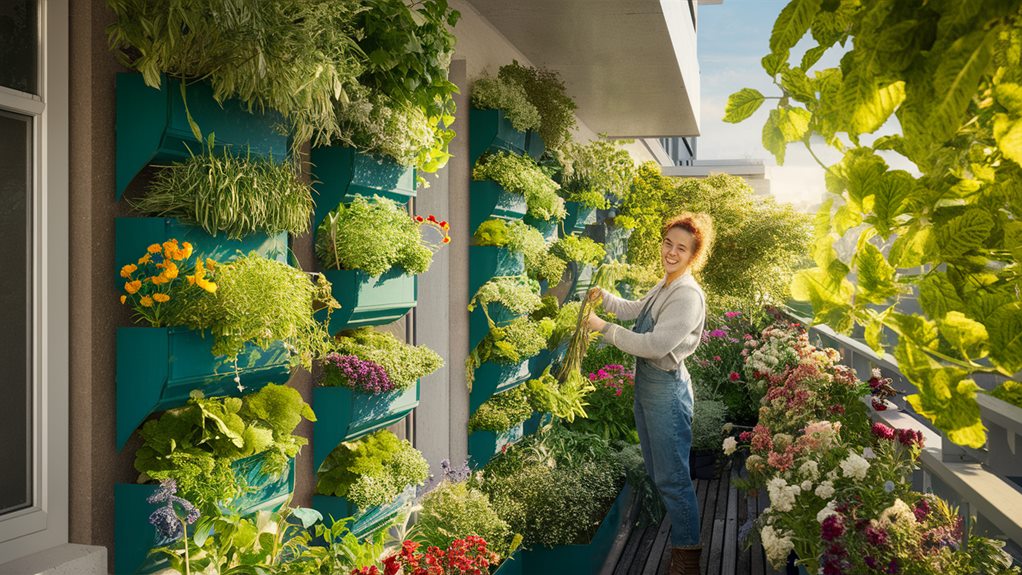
left=470, top=180, right=528, bottom=233
left=468, top=423, right=524, bottom=468
left=523, top=215, right=558, bottom=241
left=115, top=217, right=288, bottom=273
left=524, top=130, right=545, bottom=161
left=116, top=327, right=290, bottom=449
left=469, top=108, right=528, bottom=166
left=114, top=453, right=295, bottom=575
left=523, top=411, right=552, bottom=435
left=528, top=342, right=568, bottom=378
left=470, top=359, right=531, bottom=413
left=469, top=301, right=523, bottom=354
left=312, top=383, right=420, bottom=470
left=310, top=145, right=417, bottom=230
left=492, top=550, right=524, bottom=575
left=311, top=486, right=414, bottom=540
left=567, top=262, right=595, bottom=299
left=563, top=202, right=597, bottom=234
left=115, top=73, right=288, bottom=199
left=518, top=486, right=629, bottom=575
left=469, top=246, right=525, bottom=301
left=317, top=268, right=417, bottom=334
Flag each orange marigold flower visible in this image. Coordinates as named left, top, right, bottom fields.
left=150, top=275, right=167, bottom=286
left=196, top=278, right=218, bottom=293
left=119, top=295, right=127, bottom=304
left=124, top=280, right=142, bottom=294
left=147, top=243, right=162, bottom=254
left=162, top=240, right=180, bottom=256
left=162, top=261, right=179, bottom=280
left=140, top=295, right=154, bottom=307
left=180, top=242, right=194, bottom=260
left=120, top=264, right=137, bottom=278
left=137, top=253, right=152, bottom=265
left=152, top=293, right=170, bottom=303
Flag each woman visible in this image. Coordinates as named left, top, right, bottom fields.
left=585, top=212, right=713, bottom=575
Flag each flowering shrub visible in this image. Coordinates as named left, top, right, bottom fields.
left=566, top=365, right=637, bottom=443
left=413, top=480, right=518, bottom=562
left=689, top=311, right=759, bottom=425
left=321, top=353, right=393, bottom=394
left=316, top=430, right=430, bottom=509
left=327, top=327, right=443, bottom=392
left=370, top=537, right=499, bottom=575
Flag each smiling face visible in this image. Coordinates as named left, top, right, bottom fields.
left=661, top=226, right=696, bottom=277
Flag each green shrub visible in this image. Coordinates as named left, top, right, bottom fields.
left=315, top=195, right=434, bottom=276
left=468, top=275, right=544, bottom=318
left=496, top=62, right=577, bottom=151
left=473, top=152, right=565, bottom=221
left=134, top=384, right=316, bottom=509
left=328, top=327, right=443, bottom=391
left=473, top=220, right=566, bottom=284
left=691, top=399, right=727, bottom=452
left=991, top=381, right=1022, bottom=410
left=134, top=145, right=313, bottom=239
left=560, top=139, right=636, bottom=206
left=471, top=74, right=541, bottom=132
left=414, top=480, right=517, bottom=561
left=316, top=429, right=429, bottom=509
left=551, top=235, right=606, bottom=267
left=468, top=387, right=533, bottom=434
left=581, top=342, right=635, bottom=375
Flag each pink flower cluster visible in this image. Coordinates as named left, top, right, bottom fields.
left=587, top=364, right=634, bottom=397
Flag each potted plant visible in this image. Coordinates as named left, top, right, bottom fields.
left=565, top=365, right=639, bottom=444
left=313, top=429, right=429, bottom=534
left=414, top=475, right=519, bottom=565
left=116, top=242, right=333, bottom=447
left=558, top=139, right=636, bottom=231
left=471, top=151, right=564, bottom=231
left=491, top=62, right=577, bottom=155
left=314, top=195, right=450, bottom=332
left=472, top=219, right=569, bottom=293
left=470, top=72, right=542, bottom=163
left=550, top=234, right=606, bottom=296
left=468, top=386, right=534, bottom=466
left=690, top=398, right=728, bottom=479
left=313, top=328, right=443, bottom=469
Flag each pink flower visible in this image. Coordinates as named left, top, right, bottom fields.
left=871, top=398, right=888, bottom=411
left=713, top=355, right=722, bottom=362
left=725, top=311, right=741, bottom=318
left=871, top=422, right=896, bottom=440
left=767, top=450, right=794, bottom=472
left=821, top=514, right=844, bottom=541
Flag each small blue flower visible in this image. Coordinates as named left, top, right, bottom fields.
left=884, top=480, right=895, bottom=493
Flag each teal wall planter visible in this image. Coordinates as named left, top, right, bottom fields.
left=469, top=301, right=522, bottom=353
left=524, top=130, right=545, bottom=161
left=565, top=262, right=595, bottom=299
left=468, top=423, right=524, bottom=468
left=470, top=180, right=527, bottom=233
left=116, top=327, right=290, bottom=449
left=115, top=73, right=288, bottom=200
left=310, top=145, right=417, bottom=230
left=114, top=454, right=295, bottom=575
left=492, top=550, right=524, bottom=575
left=317, top=268, right=417, bottom=334
left=116, top=217, right=288, bottom=272
left=563, top=202, right=597, bottom=234
left=523, top=215, right=558, bottom=241
left=518, top=486, right=629, bottom=575
left=469, top=246, right=525, bottom=300
left=469, top=108, right=527, bottom=166
left=523, top=411, right=552, bottom=435
left=528, top=342, right=568, bottom=379
left=469, top=360, right=531, bottom=413
left=312, top=383, right=420, bottom=470
left=311, top=486, right=414, bottom=539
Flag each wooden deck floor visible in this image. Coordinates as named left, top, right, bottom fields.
left=602, top=457, right=787, bottom=575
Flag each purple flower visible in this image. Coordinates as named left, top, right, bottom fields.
left=708, top=329, right=727, bottom=338
left=886, top=560, right=899, bottom=574
left=146, top=479, right=178, bottom=504
left=147, top=481, right=200, bottom=542
left=149, top=504, right=184, bottom=540
left=324, top=353, right=393, bottom=394
left=865, top=557, right=878, bottom=570
left=866, top=525, right=888, bottom=546
left=821, top=514, right=844, bottom=541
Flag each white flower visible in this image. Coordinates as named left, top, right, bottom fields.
left=815, top=480, right=835, bottom=499
left=767, top=477, right=800, bottom=513
left=760, top=525, right=795, bottom=568
left=801, top=480, right=813, bottom=492
left=799, top=460, right=819, bottom=480
left=722, top=422, right=734, bottom=434
left=879, top=498, right=916, bottom=528
left=862, top=447, right=875, bottom=459
left=722, top=437, right=738, bottom=455
left=817, top=500, right=838, bottom=523
left=840, top=452, right=870, bottom=480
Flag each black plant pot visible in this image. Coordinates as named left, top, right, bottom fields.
left=689, top=449, right=720, bottom=479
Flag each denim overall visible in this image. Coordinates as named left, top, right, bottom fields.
left=632, top=290, right=701, bottom=546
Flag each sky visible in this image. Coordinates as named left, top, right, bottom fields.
left=695, top=0, right=846, bottom=210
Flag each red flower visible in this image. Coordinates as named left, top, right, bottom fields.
left=427, top=214, right=437, bottom=222
left=713, top=355, right=722, bottom=361
left=728, top=371, right=740, bottom=381
left=415, top=215, right=424, bottom=222
left=871, top=422, right=895, bottom=440
left=871, top=398, right=888, bottom=411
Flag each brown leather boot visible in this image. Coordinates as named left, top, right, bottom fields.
left=670, top=545, right=701, bottom=575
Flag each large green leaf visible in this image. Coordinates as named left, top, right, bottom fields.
left=762, top=108, right=788, bottom=164
left=855, top=243, right=898, bottom=303
left=791, top=267, right=855, bottom=333
left=918, top=273, right=964, bottom=319
left=724, top=88, right=767, bottom=123
left=801, top=45, right=829, bottom=70
left=870, top=170, right=914, bottom=238
left=929, top=29, right=994, bottom=144
left=1005, top=220, right=1022, bottom=262
left=994, top=82, right=1022, bottom=114
left=905, top=373, right=985, bottom=448
left=936, top=208, right=994, bottom=258
left=994, top=114, right=1022, bottom=166
left=778, top=107, right=812, bottom=142
left=938, top=311, right=988, bottom=360
left=889, top=312, right=939, bottom=350
left=843, top=148, right=887, bottom=205
left=851, top=80, right=906, bottom=135
left=889, top=224, right=936, bottom=268
left=987, top=305, right=1022, bottom=375
left=771, top=0, right=823, bottom=54
left=863, top=307, right=891, bottom=354
left=781, top=68, right=817, bottom=103
left=762, top=51, right=790, bottom=76
left=833, top=203, right=863, bottom=235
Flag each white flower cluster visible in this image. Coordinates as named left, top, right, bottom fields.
left=814, top=480, right=835, bottom=499
left=878, top=498, right=916, bottom=528
left=760, top=524, right=795, bottom=568
left=817, top=499, right=838, bottom=523
left=840, top=452, right=870, bottom=480
left=799, top=460, right=819, bottom=481
left=767, top=477, right=801, bottom=513
left=722, top=436, right=738, bottom=455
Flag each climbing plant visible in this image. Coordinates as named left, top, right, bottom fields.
left=725, top=0, right=1022, bottom=447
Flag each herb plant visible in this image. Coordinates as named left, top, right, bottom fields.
left=316, top=429, right=429, bottom=509
left=472, top=152, right=565, bottom=221
left=468, top=387, right=533, bottom=434
left=496, top=62, right=577, bottom=151
left=412, top=481, right=517, bottom=561
left=467, top=276, right=544, bottom=320
left=134, top=384, right=316, bottom=510
left=471, top=74, right=542, bottom=132
left=315, top=195, right=437, bottom=277
left=473, top=219, right=566, bottom=284
left=133, top=142, right=313, bottom=239
left=551, top=235, right=606, bottom=267
left=327, top=327, right=444, bottom=392
left=559, top=139, right=636, bottom=206
left=691, top=399, right=727, bottom=452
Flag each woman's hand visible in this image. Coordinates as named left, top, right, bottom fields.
left=586, top=310, right=607, bottom=333
left=586, top=287, right=603, bottom=304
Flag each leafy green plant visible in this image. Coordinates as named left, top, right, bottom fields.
left=159, top=252, right=334, bottom=367
left=581, top=342, right=635, bottom=375
left=413, top=481, right=517, bottom=561
left=134, top=142, right=313, bottom=239
left=524, top=367, right=590, bottom=423
left=106, top=0, right=365, bottom=148
left=468, top=275, right=544, bottom=319
left=691, top=399, right=727, bottom=452
left=473, top=152, right=565, bottom=221
left=496, top=62, right=577, bottom=151
left=467, top=316, right=551, bottom=387
left=315, top=195, right=436, bottom=276
left=566, top=365, right=637, bottom=444
left=724, top=0, right=1022, bottom=447
left=468, top=387, right=533, bottom=434
left=544, top=301, right=582, bottom=352
left=474, top=426, right=624, bottom=547
left=134, top=384, right=316, bottom=510
left=316, top=429, right=429, bottom=509
left=473, top=219, right=566, bottom=284
left=551, top=235, right=606, bottom=267
left=471, top=74, right=542, bottom=132
left=560, top=139, right=636, bottom=205
left=327, top=327, right=443, bottom=391
left=991, top=381, right=1022, bottom=410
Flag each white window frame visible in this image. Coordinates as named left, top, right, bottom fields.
left=0, top=0, right=70, bottom=563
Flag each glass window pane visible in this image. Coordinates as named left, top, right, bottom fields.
left=0, top=0, right=38, bottom=94
left=0, top=110, right=32, bottom=515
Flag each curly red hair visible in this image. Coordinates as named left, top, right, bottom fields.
left=662, top=212, right=714, bottom=273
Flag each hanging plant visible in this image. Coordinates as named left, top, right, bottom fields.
left=473, top=152, right=565, bottom=221
left=551, top=235, right=606, bottom=267
left=473, top=219, right=566, bottom=284
left=316, top=429, right=430, bottom=509
left=559, top=139, right=637, bottom=207
left=471, top=73, right=542, bottom=132
left=322, top=327, right=444, bottom=393
left=495, top=61, right=577, bottom=151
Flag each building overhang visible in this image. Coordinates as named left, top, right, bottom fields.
left=464, top=0, right=701, bottom=138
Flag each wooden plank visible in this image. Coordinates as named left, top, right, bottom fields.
left=616, top=524, right=650, bottom=575
left=735, top=468, right=751, bottom=575
left=705, top=470, right=730, bottom=575
left=643, top=514, right=672, bottom=575
left=698, top=477, right=719, bottom=575
left=603, top=489, right=643, bottom=575
left=720, top=480, right=739, bottom=575
left=628, top=522, right=660, bottom=575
